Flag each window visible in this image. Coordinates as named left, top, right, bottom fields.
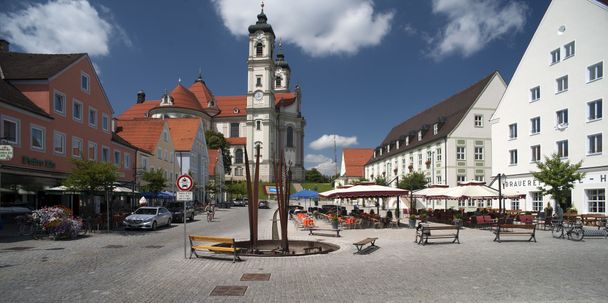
left=234, top=149, right=243, bottom=164
left=531, top=145, right=541, bottom=162
left=417, top=131, right=422, bottom=141
left=509, top=123, right=518, bottom=139
left=433, top=123, right=438, bottom=135
left=405, top=136, right=409, bottom=146
left=230, top=123, right=239, bottom=138
left=54, top=91, right=66, bottom=115
left=530, top=86, right=540, bottom=101
left=509, top=149, right=518, bottom=165
left=564, top=41, right=575, bottom=58
left=53, top=131, right=65, bottom=155
left=555, top=109, right=568, bottom=127
left=275, top=76, right=282, bottom=87
left=550, top=48, right=560, bottom=64
left=73, top=100, right=83, bottom=121
left=169, top=152, right=174, bottom=163
left=556, top=75, right=568, bottom=93
left=587, top=189, right=605, bottom=213
left=418, top=153, right=422, bottom=166
left=457, top=175, right=466, bottom=182
left=256, top=120, right=261, bottom=131
left=88, top=107, right=97, bottom=128
left=88, top=141, right=97, bottom=161
left=81, top=72, right=90, bottom=93
left=436, top=176, right=442, bottom=184
left=234, top=167, right=244, bottom=176
left=531, top=117, right=541, bottom=134
left=588, top=62, right=603, bottom=82
left=532, top=192, right=543, bottom=212
left=102, top=113, right=109, bottom=132
left=557, top=140, right=568, bottom=158
left=474, top=147, right=484, bottom=160
left=475, top=175, right=484, bottom=182
left=114, top=150, right=121, bottom=167
left=588, top=133, right=602, bottom=154
left=511, top=199, right=520, bottom=210
left=162, top=131, right=168, bottom=142
left=456, top=146, right=465, bottom=160
left=157, top=147, right=162, bottom=159
left=124, top=153, right=130, bottom=169
left=474, top=115, right=483, bottom=127
left=72, top=137, right=83, bottom=158
left=255, top=43, right=263, bottom=56
left=1, top=116, right=19, bottom=145
left=286, top=126, right=294, bottom=148
left=256, top=76, right=262, bottom=87
left=102, top=146, right=110, bottom=162
left=141, top=157, right=148, bottom=170
left=30, top=125, right=45, bottom=151
left=588, top=99, right=602, bottom=121
left=436, top=148, right=442, bottom=161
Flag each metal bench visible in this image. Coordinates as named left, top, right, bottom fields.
left=416, top=224, right=460, bottom=245
left=352, top=237, right=378, bottom=253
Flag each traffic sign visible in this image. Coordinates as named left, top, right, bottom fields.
left=0, top=145, right=13, bottom=161
left=176, top=174, right=193, bottom=191
left=176, top=191, right=193, bottom=201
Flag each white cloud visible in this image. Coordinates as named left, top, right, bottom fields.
left=428, top=0, right=527, bottom=60
left=211, top=0, right=394, bottom=57
left=309, top=134, right=358, bottom=150
left=0, top=0, right=129, bottom=56
left=305, top=154, right=332, bottom=164
left=304, top=154, right=337, bottom=176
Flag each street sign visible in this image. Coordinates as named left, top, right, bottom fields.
left=0, top=145, right=13, bottom=161
left=176, top=174, right=193, bottom=191
left=176, top=191, right=193, bottom=201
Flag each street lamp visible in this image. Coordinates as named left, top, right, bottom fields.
left=386, top=168, right=401, bottom=226
left=497, top=173, right=506, bottom=214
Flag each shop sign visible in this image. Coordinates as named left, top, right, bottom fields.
left=0, top=145, right=13, bottom=161
left=22, top=156, right=56, bottom=169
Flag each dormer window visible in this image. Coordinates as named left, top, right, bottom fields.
left=433, top=123, right=438, bottom=135
left=405, top=136, right=410, bottom=146
left=256, top=43, right=263, bottom=57
left=276, top=76, right=282, bottom=87
left=417, top=131, right=422, bottom=141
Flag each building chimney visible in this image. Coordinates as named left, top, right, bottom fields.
left=0, top=39, right=9, bottom=52
left=137, top=89, right=145, bottom=104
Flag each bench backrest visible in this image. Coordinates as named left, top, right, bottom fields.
left=189, top=235, right=235, bottom=245
left=498, top=224, right=535, bottom=230
left=476, top=216, right=485, bottom=224
left=483, top=215, right=492, bottom=223
left=422, top=226, right=460, bottom=230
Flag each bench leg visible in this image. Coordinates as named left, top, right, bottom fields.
left=370, top=240, right=376, bottom=247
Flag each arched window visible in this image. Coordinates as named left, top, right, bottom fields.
left=286, top=126, right=294, bottom=148
left=275, top=76, right=282, bottom=87
left=256, top=43, right=263, bottom=57
left=234, top=149, right=244, bottom=164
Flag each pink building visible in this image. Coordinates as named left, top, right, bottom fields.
left=0, top=41, right=136, bottom=214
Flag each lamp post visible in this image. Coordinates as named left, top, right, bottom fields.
left=386, top=168, right=401, bottom=226
left=497, top=173, right=506, bottom=214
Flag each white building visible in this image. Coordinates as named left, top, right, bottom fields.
left=365, top=72, right=506, bottom=210
left=490, top=0, right=607, bottom=214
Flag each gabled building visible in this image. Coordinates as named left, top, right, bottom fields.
left=365, top=71, right=506, bottom=210
left=207, top=148, right=225, bottom=203
left=336, top=148, right=374, bottom=187
left=490, top=0, right=607, bottom=214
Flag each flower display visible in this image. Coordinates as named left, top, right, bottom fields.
left=32, top=206, right=82, bottom=239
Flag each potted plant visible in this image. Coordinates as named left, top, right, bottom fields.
left=453, top=213, right=463, bottom=227
left=408, top=214, right=416, bottom=229
left=566, top=206, right=577, bottom=215
left=408, top=164, right=414, bottom=172
left=331, top=215, right=339, bottom=229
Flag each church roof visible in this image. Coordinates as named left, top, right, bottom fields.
left=115, top=119, right=166, bottom=154
left=169, top=84, right=204, bottom=111
left=189, top=79, right=215, bottom=108
left=166, top=118, right=202, bottom=151
left=342, top=148, right=374, bottom=177
left=226, top=137, right=246, bottom=145
left=117, top=101, right=160, bottom=120
left=275, top=92, right=297, bottom=107
left=215, top=96, right=247, bottom=117
left=208, top=149, right=220, bottom=177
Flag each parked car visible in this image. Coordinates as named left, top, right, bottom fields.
left=165, top=201, right=195, bottom=222
left=233, top=199, right=246, bottom=207
left=259, top=200, right=270, bottom=209
left=123, top=207, right=172, bottom=230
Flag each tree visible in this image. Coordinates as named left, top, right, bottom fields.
left=226, top=181, right=247, bottom=199
left=305, top=168, right=328, bottom=183
left=374, top=176, right=388, bottom=186
left=398, top=171, right=428, bottom=211
left=205, top=129, right=232, bottom=174
left=141, top=169, right=166, bottom=194
left=64, top=160, right=118, bottom=217
left=532, top=153, right=584, bottom=209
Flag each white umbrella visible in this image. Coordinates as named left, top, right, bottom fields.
left=441, top=181, right=526, bottom=200
left=320, top=184, right=407, bottom=199
left=411, top=184, right=450, bottom=199
left=113, top=186, right=137, bottom=193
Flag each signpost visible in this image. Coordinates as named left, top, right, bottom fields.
left=176, top=174, right=193, bottom=259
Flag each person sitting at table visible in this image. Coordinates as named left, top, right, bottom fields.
left=369, top=209, right=375, bottom=216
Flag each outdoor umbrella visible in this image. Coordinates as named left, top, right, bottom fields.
left=319, top=184, right=408, bottom=199
left=441, top=181, right=526, bottom=200
left=412, top=184, right=450, bottom=209
left=289, top=190, right=319, bottom=211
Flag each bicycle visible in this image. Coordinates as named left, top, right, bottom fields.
left=206, top=210, right=214, bottom=222
left=16, top=214, right=35, bottom=236
left=551, top=219, right=584, bottom=241
left=78, top=217, right=94, bottom=236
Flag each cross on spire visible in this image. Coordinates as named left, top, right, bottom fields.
left=261, top=1, right=264, bottom=13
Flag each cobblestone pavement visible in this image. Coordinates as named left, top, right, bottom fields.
left=1, top=204, right=607, bottom=302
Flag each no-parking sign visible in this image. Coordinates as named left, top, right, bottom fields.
left=176, top=174, right=193, bottom=191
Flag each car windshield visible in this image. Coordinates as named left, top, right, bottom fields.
left=134, top=208, right=157, bottom=215
left=166, top=203, right=181, bottom=209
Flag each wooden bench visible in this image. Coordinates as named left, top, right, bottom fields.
left=352, top=237, right=378, bottom=253
left=189, top=235, right=242, bottom=262
left=416, top=224, right=460, bottom=245
left=493, top=224, right=536, bottom=243
left=306, top=227, right=342, bottom=237
left=583, top=227, right=608, bottom=239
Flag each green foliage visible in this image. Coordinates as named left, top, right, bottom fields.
left=141, top=169, right=166, bottom=193
left=205, top=129, right=232, bottom=174
left=302, top=183, right=333, bottom=193
left=398, top=171, right=427, bottom=191
left=374, top=176, right=388, bottom=186
left=305, top=168, right=329, bottom=183
left=64, top=160, right=118, bottom=193
left=531, top=153, right=584, bottom=209
left=226, top=181, right=247, bottom=198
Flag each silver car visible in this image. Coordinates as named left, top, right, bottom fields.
left=123, top=207, right=172, bottom=230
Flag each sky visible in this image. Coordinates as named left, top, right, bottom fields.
left=0, top=0, right=551, bottom=175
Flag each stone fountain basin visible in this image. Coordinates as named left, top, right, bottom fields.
left=222, top=240, right=340, bottom=256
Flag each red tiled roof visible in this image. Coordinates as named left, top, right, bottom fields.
left=166, top=118, right=203, bottom=151
left=189, top=80, right=214, bottom=107
left=208, top=149, right=220, bottom=176
left=0, top=79, right=52, bottom=119
left=0, top=52, right=84, bottom=80
left=226, top=137, right=246, bottom=145
left=115, top=119, right=166, bottom=153
left=169, top=84, right=204, bottom=111
left=275, top=92, right=297, bottom=107
left=215, top=96, right=247, bottom=117
left=117, top=101, right=160, bottom=120
left=343, top=148, right=374, bottom=177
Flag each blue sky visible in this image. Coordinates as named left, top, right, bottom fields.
left=0, top=0, right=550, bottom=175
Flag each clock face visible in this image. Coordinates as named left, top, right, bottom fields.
left=254, top=91, right=263, bottom=101
left=256, top=33, right=264, bottom=42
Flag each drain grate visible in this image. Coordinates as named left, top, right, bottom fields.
left=102, top=245, right=125, bottom=249
left=144, top=245, right=163, bottom=249
left=209, top=286, right=247, bottom=296
left=2, top=247, right=34, bottom=251
left=240, top=273, right=271, bottom=281
left=45, top=247, right=65, bottom=251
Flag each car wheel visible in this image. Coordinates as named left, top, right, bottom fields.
left=152, top=221, right=157, bottom=231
